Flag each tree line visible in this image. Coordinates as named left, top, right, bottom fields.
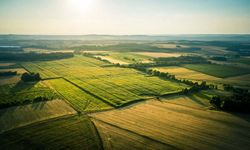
left=0, top=52, right=74, bottom=61
left=0, top=71, right=17, bottom=76
left=210, top=84, right=250, bottom=113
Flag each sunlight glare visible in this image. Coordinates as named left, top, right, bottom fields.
left=67, top=0, right=95, bottom=13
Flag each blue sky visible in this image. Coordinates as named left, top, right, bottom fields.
left=0, top=0, right=249, bottom=34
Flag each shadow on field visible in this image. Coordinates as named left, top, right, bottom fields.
left=228, top=112, right=250, bottom=123
left=31, top=101, right=47, bottom=110
left=10, top=80, right=39, bottom=93
left=188, top=94, right=207, bottom=107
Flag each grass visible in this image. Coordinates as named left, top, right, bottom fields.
left=91, top=99, right=250, bottom=150
left=22, top=55, right=188, bottom=107
left=0, top=81, right=59, bottom=108
left=0, top=116, right=102, bottom=150
left=43, top=79, right=112, bottom=112
left=0, top=99, right=76, bottom=133
left=182, top=64, right=250, bottom=78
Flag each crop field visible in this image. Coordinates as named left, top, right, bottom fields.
left=95, top=55, right=129, bottom=65
left=0, top=75, right=20, bottom=85
left=152, top=43, right=190, bottom=49
left=0, top=99, right=76, bottom=133
left=0, top=81, right=59, bottom=108
left=92, top=119, right=170, bottom=150
left=42, top=79, right=112, bottom=112
left=22, top=56, right=188, bottom=107
left=134, top=52, right=185, bottom=58
left=0, top=63, right=16, bottom=67
left=91, top=99, right=250, bottom=150
left=92, top=51, right=152, bottom=64
left=153, top=66, right=220, bottom=81
left=182, top=64, right=250, bottom=78
left=0, top=68, right=27, bottom=74
left=0, top=68, right=27, bottom=85
left=0, top=116, right=102, bottom=150
left=222, top=74, right=250, bottom=88
left=108, top=52, right=152, bottom=63
left=162, top=94, right=211, bottom=109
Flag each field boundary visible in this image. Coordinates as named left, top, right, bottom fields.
left=62, top=77, right=116, bottom=107
left=1, top=113, right=77, bottom=134
left=90, top=117, right=179, bottom=149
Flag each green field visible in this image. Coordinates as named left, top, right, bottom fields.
left=0, top=116, right=102, bottom=150
left=0, top=99, right=76, bottom=133
left=22, top=55, right=188, bottom=107
left=182, top=64, right=250, bottom=78
left=43, top=79, right=112, bottom=112
left=0, top=81, right=59, bottom=108
left=108, top=52, right=152, bottom=63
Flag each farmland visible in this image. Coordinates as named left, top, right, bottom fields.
left=134, top=52, right=186, bottom=58
left=42, top=79, right=112, bottom=112
left=182, top=64, right=250, bottom=78
left=153, top=66, right=220, bottom=82
left=0, top=35, right=250, bottom=149
left=0, top=81, right=59, bottom=108
left=0, top=99, right=76, bottom=133
left=91, top=98, right=250, bottom=150
left=22, top=56, right=188, bottom=107
left=0, top=116, right=102, bottom=150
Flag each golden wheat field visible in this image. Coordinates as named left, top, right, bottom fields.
left=134, top=52, right=184, bottom=58
left=91, top=98, right=250, bottom=150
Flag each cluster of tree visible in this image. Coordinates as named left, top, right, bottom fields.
left=0, top=52, right=74, bottom=61
left=0, top=96, right=50, bottom=109
left=131, top=68, right=211, bottom=93
left=154, top=56, right=209, bottom=66
left=0, top=71, right=17, bottom=76
left=210, top=56, right=227, bottom=61
left=94, top=56, right=111, bottom=63
left=121, top=56, right=210, bottom=68
left=211, top=86, right=250, bottom=113
left=21, top=72, right=41, bottom=82
left=181, top=81, right=210, bottom=94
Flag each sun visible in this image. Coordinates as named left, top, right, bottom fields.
left=67, top=0, right=95, bottom=13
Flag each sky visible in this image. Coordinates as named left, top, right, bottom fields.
left=0, top=0, right=250, bottom=35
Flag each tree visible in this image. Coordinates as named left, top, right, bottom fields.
left=21, top=72, right=41, bottom=82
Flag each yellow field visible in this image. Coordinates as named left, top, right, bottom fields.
left=134, top=52, right=184, bottom=58
left=0, top=68, right=27, bottom=85
left=0, top=68, right=27, bottom=74
left=95, top=55, right=129, bottom=65
left=162, top=94, right=211, bottom=109
left=0, top=63, right=16, bottom=67
left=0, top=99, right=76, bottom=133
left=92, top=119, right=170, bottom=150
left=0, top=76, right=20, bottom=85
left=153, top=66, right=220, bottom=81
left=152, top=44, right=189, bottom=49
left=91, top=99, right=250, bottom=150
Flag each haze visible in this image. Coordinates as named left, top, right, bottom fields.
left=0, top=0, right=250, bottom=35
